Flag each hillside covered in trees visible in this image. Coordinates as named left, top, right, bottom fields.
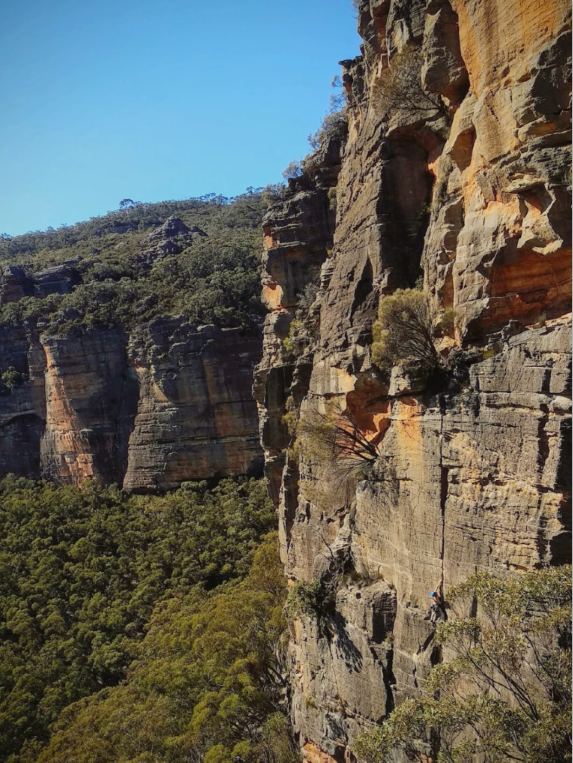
left=0, top=476, right=295, bottom=763
left=0, top=191, right=278, bottom=334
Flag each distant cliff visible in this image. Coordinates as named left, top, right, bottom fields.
left=254, top=0, right=572, bottom=759
left=0, top=320, right=262, bottom=489
left=0, top=195, right=266, bottom=488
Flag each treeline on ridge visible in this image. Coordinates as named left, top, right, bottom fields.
left=0, top=190, right=282, bottom=334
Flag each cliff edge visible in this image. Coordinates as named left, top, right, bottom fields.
left=0, top=196, right=266, bottom=489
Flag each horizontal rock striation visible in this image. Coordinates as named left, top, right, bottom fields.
left=255, top=0, right=572, bottom=759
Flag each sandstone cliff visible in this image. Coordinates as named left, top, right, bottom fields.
left=0, top=196, right=266, bottom=489
left=254, top=0, right=572, bottom=759
left=0, top=320, right=262, bottom=489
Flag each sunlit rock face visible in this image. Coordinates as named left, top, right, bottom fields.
left=0, top=320, right=263, bottom=488
left=255, top=0, right=571, bottom=758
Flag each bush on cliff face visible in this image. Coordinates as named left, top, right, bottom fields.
left=281, top=105, right=348, bottom=186
left=352, top=566, right=572, bottom=763
left=0, top=476, right=279, bottom=763
left=282, top=161, right=304, bottom=181
left=293, top=402, right=381, bottom=517
left=285, top=580, right=324, bottom=620
left=306, top=108, right=347, bottom=151
left=298, top=402, right=379, bottom=475
left=0, top=366, right=25, bottom=391
left=281, top=276, right=321, bottom=359
left=371, top=289, right=440, bottom=372
left=372, top=46, right=445, bottom=120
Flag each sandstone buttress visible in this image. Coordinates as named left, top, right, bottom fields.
left=254, top=0, right=572, bottom=758
left=0, top=320, right=263, bottom=488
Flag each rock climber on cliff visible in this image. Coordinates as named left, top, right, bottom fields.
left=427, top=584, right=447, bottom=625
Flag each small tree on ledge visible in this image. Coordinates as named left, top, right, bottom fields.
left=371, top=289, right=440, bottom=372
left=372, top=46, right=445, bottom=120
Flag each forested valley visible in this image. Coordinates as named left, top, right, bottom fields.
left=0, top=476, right=296, bottom=763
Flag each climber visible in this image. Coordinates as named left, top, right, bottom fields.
left=428, top=589, right=446, bottom=624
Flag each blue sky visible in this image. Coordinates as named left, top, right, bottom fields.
left=0, top=0, right=360, bottom=236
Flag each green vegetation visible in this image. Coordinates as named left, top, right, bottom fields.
left=285, top=581, right=324, bottom=620
left=0, top=192, right=276, bottom=334
left=0, top=366, right=25, bottom=391
left=372, top=46, right=444, bottom=120
left=36, top=535, right=296, bottom=763
left=439, top=307, right=457, bottom=336
left=282, top=318, right=306, bottom=358
left=282, top=106, right=348, bottom=184
left=282, top=162, right=304, bottom=181
left=297, top=403, right=379, bottom=475
left=285, top=580, right=338, bottom=641
left=305, top=109, right=347, bottom=153
left=353, top=566, right=572, bottom=763
left=371, top=288, right=439, bottom=372
left=0, top=475, right=291, bottom=763
left=281, top=277, right=321, bottom=360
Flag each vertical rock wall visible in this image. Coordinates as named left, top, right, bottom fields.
left=0, top=320, right=262, bottom=488
left=255, top=0, right=571, bottom=759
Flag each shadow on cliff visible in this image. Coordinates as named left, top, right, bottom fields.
left=331, top=611, right=363, bottom=673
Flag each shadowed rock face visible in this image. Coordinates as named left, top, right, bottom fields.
left=0, top=319, right=263, bottom=488
left=255, top=0, right=571, bottom=758
left=0, top=266, right=34, bottom=305
left=0, top=263, right=81, bottom=305
left=123, top=322, right=263, bottom=491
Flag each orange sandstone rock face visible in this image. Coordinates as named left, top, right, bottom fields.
left=426, top=0, right=572, bottom=336
left=123, top=322, right=263, bottom=491
left=302, top=742, right=340, bottom=763
left=0, top=320, right=262, bottom=488
left=255, top=0, right=571, bottom=759
left=453, top=0, right=567, bottom=93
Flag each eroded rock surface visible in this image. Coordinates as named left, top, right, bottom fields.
left=134, top=216, right=200, bottom=267
left=0, top=319, right=262, bottom=488
left=123, top=322, right=262, bottom=490
left=255, top=0, right=571, bottom=758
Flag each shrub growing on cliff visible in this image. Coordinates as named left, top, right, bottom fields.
left=282, top=273, right=322, bottom=360
left=0, top=366, right=24, bottom=391
left=372, top=46, right=444, bottom=120
left=285, top=580, right=324, bottom=619
left=298, top=402, right=379, bottom=475
left=307, top=108, right=348, bottom=151
left=282, top=318, right=306, bottom=358
left=352, top=565, right=572, bottom=763
left=371, top=289, right=439, bottom=372
left=282, top=160, right=304, bottom=181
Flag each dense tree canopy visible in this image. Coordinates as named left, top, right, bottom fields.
left=0, top=476, right=281, bottom=763
left=36, top=535, right=295, bottom=763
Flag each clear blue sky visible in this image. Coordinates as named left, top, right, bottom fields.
left=0, top=0, right=360, bottom=236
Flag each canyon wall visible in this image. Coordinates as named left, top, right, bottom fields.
left=255, top=0, right=572, bottom=759
left=0, top=319, right=262, bottom=489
